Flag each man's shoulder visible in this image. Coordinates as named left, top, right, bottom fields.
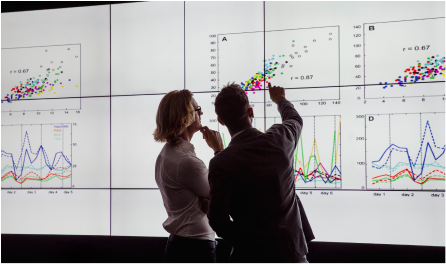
left=209, top=135, right=268, bottom=165
left=210, top=148, right=229, bottom=164
left=209, top=145, right=239, bottom=170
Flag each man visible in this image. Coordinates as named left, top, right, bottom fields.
left=203, top=82, right=314, bottom=262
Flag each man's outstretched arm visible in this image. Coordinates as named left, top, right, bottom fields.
left=268, top=82, right=303, bottom=143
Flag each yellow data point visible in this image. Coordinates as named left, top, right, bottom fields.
left=76, top=85, right=78, bottom=87
left=54, top=92, right=56, bottom=94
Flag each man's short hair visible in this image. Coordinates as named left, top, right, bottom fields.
left=153, top=89, right=195, bottom=144
left=215, top=82, right=249, bottom=127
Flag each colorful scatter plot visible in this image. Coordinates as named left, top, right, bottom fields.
left=381, top=55, right=445, bottom=89
left=241, top=54, right=288, bottom=93
left=237, top=41, right=315, bottom=94
left=3, top=73, right=75, bottom=103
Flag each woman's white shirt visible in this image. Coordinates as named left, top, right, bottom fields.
left=155, top=139, right=215, bottom=240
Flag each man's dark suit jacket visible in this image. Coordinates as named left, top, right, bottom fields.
left=208, top=99, right=315, bottom=262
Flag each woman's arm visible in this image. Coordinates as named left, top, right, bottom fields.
left=178, top=156, right=211, bottom=199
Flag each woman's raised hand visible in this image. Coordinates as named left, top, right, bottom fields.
left=200, top=126, right=224, bottom=152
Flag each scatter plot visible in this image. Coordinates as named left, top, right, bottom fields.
left=218, top=26, right=340, bottom=101
left=364, top=18, right=445, bottom=98
left=379, top=56, right=445, bottom=89
left=1, top=45, right=81, bottom=111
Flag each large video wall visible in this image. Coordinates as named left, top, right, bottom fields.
left=1, top=2, right=444, bottom=246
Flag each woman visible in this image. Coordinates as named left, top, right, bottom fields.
left=153, top=89, right=223, bottom=263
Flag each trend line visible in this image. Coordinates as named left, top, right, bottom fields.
left=371, top=120, right=445, bottom=185
left=1, top=131, right=72, bottom=184
left=294, top=118, right=342, bottom=185
left=222, top=133, right=226, bottom=149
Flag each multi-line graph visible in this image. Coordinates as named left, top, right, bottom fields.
left=366, top=113, right=445, bottom=190
left=1, top=44, right=81, bottom=112
left=294, top=115, right=341, bottom=188
left=364, top=18, right=445, bottom=99
left=1, top=124, right=72, bottom=188
left=217, top=26, right=340, bottom=101
left=265, top=115, right=342, bottom=188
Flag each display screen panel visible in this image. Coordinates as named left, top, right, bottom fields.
left=1, top=2, right=444, bottom=247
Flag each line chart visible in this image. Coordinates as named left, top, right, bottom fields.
left=264, top=115, right=342, bottom=188
left=1, top=124, right=72, bottom=188
left=294, top=115, right=342, bottom=188
left=366, top=113, right=445, bottom=190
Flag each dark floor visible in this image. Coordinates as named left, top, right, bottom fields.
left=2, top=234, right=445, bottom=263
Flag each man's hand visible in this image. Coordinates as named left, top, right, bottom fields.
left=268, top=82, right=286, bottom=104
left=200, top=126, right=224, bottom=152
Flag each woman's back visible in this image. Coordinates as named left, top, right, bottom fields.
left=155, top=139, right=214, bottom=240
left=153, top=89, right=219, bottom=262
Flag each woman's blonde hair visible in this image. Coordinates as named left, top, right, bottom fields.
left=153, top=89, right=195, bottom=144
